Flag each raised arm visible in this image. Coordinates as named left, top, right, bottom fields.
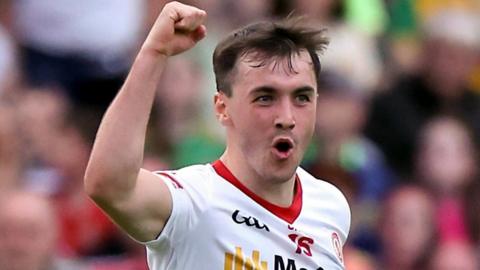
left=84, top=2, right=206, bottom=242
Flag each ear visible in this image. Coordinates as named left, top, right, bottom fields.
left=214, top=92, right=232, bottom=126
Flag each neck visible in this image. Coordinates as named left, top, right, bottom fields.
left=219, top=147, right=296, bottom=207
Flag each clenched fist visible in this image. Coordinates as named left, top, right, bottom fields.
left=142, top=1, right=207, bottom=56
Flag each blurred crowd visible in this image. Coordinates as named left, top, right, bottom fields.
left=0, top=0, right=479, bottom=269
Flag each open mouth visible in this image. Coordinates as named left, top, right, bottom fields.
left=272, top=138, right=294, bottom=159
left=275, top=141, right=293, bottom=153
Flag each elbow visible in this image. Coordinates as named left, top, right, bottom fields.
left=83, top=163, right=118, bottom=201
left=84, top=169, right=107, bottom=200
left=83, top=164, right=137, bottom=202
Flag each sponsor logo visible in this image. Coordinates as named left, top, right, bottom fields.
left=224, top=247, right=268, bottom=270
left=224, top=247, right=324, bottom=270
left=274, top=256, right=324, bottom=270
left=232, top=210, right=270, bottom=232
left=287, top=225, right=314, bottom=257
left=331, top=232, right=343, bottom=263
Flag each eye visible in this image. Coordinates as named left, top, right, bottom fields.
left=253, top=95, right=274, bottom=105
left=295, top=94, right=311, bottom=104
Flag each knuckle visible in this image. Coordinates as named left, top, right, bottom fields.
left=165, top=1, right=181, bottom=10
left=195, top=10, right=206, bottom=18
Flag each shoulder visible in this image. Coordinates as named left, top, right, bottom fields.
left=297, top=167, right=348, bottom=202
left=154, top=163, right=214, bottom=182
left=297, top=167, right=351, bottom=236
left=153, top=163, right=217, bottom=195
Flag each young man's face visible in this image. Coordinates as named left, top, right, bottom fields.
left=220, top=50, right=317, bottom=183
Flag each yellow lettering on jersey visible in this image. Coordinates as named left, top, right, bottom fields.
left=224, top=247, right=268, bottom=270
left=235, top=247, right=243, bottom=270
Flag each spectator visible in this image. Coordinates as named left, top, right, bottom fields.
left=365, top=9, right=480, bottom=178
left=15, top=91, right=124, bottom=257
left=9, top=0, right=146, bottom=107
left=0, top=190, right=88, bottom=270
left=311, top=70, right=394, bottom=203
left=16, top=89, right=69, bottom=194
left=415, top=115, right=479, bottom=243
left=428, top=240, right=479, bottom=270
left=306, top=71, right=394, bottom=255
left=47, top=106, right=125, bottom=257
left=378, top=185, right=436, bottom=270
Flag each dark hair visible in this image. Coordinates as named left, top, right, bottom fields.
left=213, top=17, right=329, bottom=96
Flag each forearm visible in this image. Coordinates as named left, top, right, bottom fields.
left=84, top=2, right=206, bottom=224
left=84, top=48, right=167, bottom=199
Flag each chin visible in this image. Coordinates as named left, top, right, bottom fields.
left=272, top=171, right=297, bottom=183
left=266, top=160, right=299, bottom=183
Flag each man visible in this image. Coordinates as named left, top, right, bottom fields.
left=0, top=191, right=87, bottom=270
left=365, top=9, right=480, bottom=178
left=7, top=0, right=145, bottom=107
left=84, top=2, right=350, bottom=269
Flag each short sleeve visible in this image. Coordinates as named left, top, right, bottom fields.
left=143, top=171, right=195, bottom=249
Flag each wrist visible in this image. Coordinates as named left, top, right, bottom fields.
left=129, top=48, right=168, bottom=82
left=139, top=43, right=170, bottom=60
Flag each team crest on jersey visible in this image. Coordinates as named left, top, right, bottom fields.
left=331, top=232, right=343, bottom=263
left=287, top=225, right=314, bottom=257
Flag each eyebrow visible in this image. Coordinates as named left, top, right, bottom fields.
left=249, top=86, right=316, bottom=96
left=250, top=86, right=276, bottom=96
left=293, top=86, right=316, bottom=95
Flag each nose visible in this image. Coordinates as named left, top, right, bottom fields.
left=274, top=100, right=295, bottom=130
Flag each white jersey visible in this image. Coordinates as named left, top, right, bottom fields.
left=145, top=161, right=350, bottom=270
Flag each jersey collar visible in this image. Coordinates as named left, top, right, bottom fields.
left=212, top=160, right=302, bottom=224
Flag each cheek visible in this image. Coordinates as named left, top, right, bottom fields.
left=234, top=110, right=272, bottom=147
left=236, top=108, right=273, bottom=132
left=298, top=109, right=317, bottom=137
